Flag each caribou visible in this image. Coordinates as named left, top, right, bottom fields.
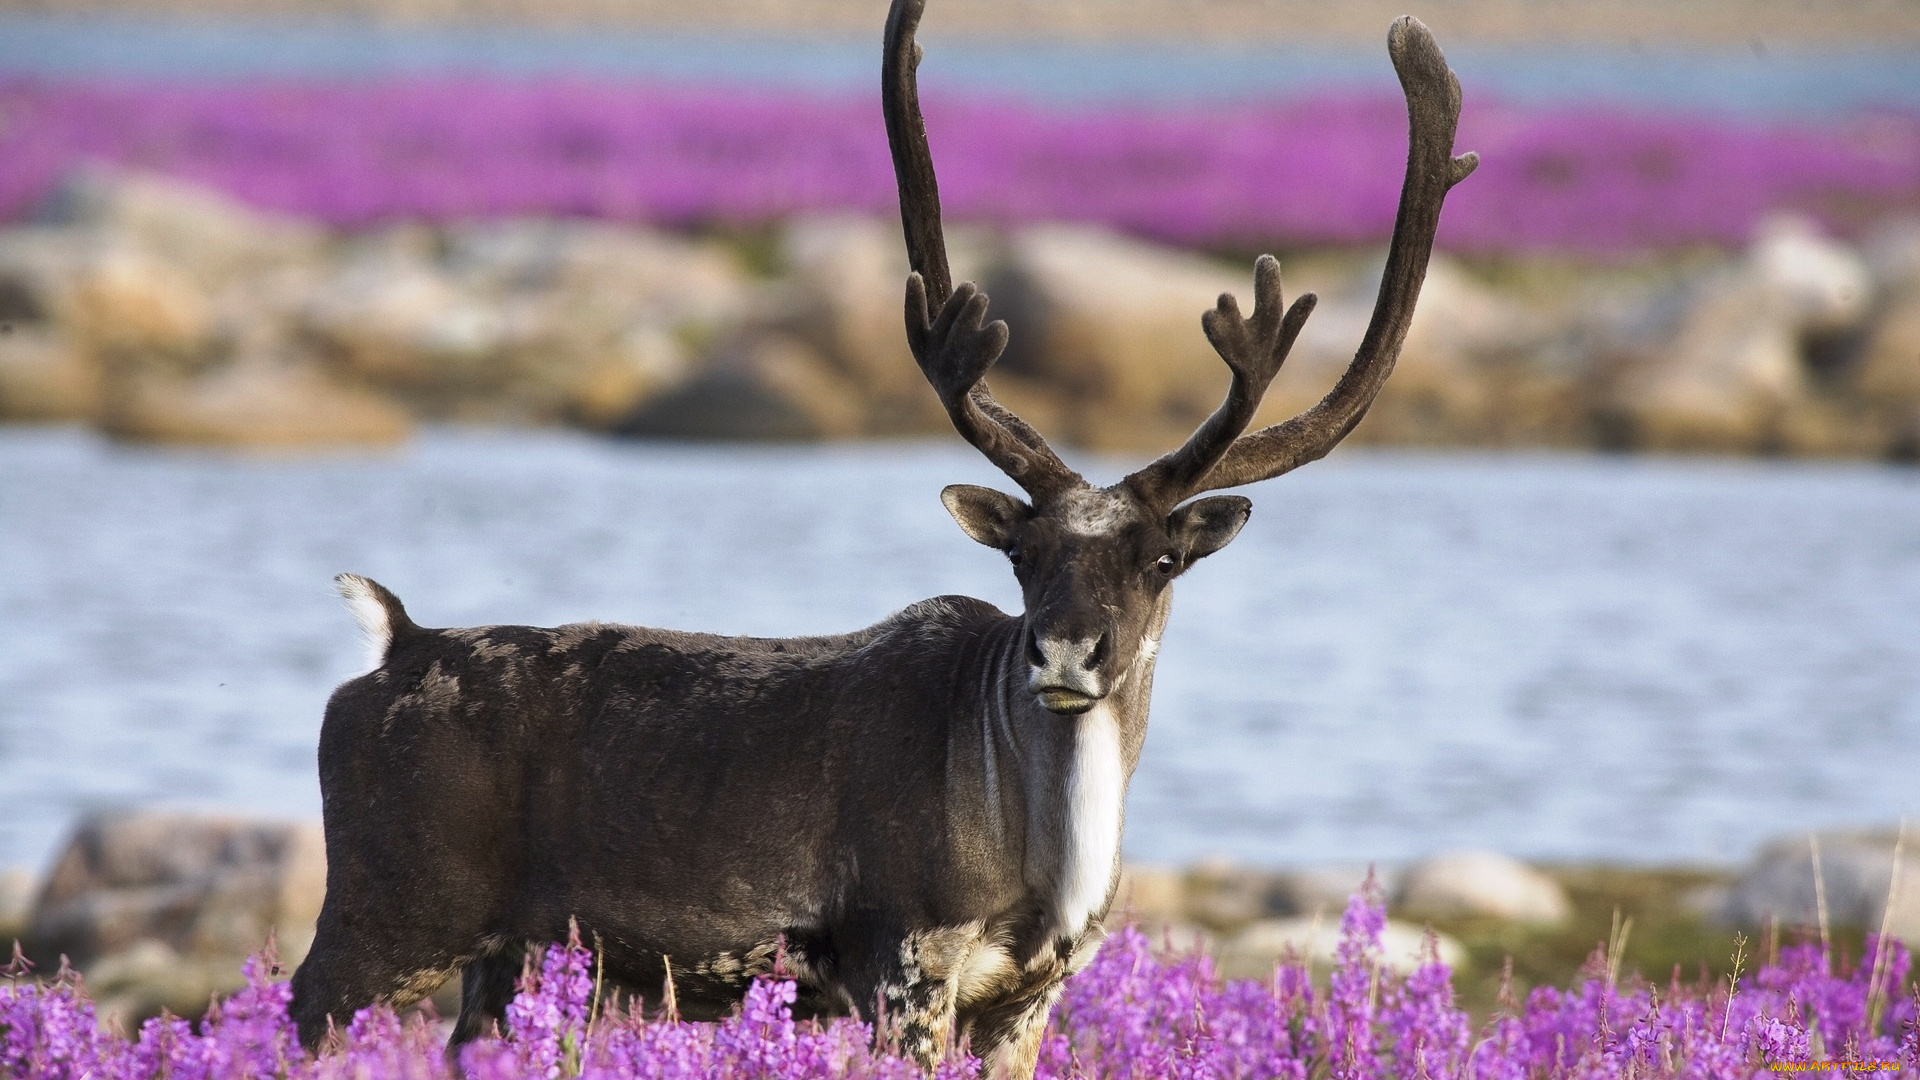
left=286, top=2, right=1476, bottom=1074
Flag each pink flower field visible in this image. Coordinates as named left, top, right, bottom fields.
left=0, top=78, right=1915, bottom=251
left=4, top=890, right=1917, bottom=1079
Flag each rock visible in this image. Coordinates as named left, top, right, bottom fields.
left=1716, top=829, right=1920, bottom=945
left=774, top=214, right=986, bottom=436
left=1125, top=919, right=1218, bottom=957
left=564, top=323, right=698, bottom=430
left=98, top=357, right=410, bottom=449
left=1599, top=217, right=1874, bottom=453
left=1262, top=253, right=1559, bottom=447
left=442, top=218, right=747, bottom=330
left=305, top=221, right=745, bottom=424
left=29, top=812, right=327, bottom=969
left=1182, top=859, right=1293, bottom=931
left=38, top=167, right=326, bottom=289
left=1750, top=215, right=1873, bottom=334
left=1111, top=864, right=1185, bottom=924
left=0, top=228, right=216, bottom=381
left=1601, top=271, right=1804, bottom=452
left=0, top=327, right=99, bottom=421
left=69, top=244, right=216, bottom=357
left=300, top=244, right=514, bottom=412
left=87, top=939, right=242, bottom=1030
left=1862, top=218, right=1920, bottom=297
left=0, top=867, right=36, bottom=941
left=616, top=335, right=862, bottom=441
left=1395, top=850, right=1571, bottom=925
left=1843, top=226, right=1920, bottom=456
left=1270, top=864, right=1403, bottom=919
left=1217, top=916, right=1465, bottom=981
left=984, top=224, right=1251, bottom=451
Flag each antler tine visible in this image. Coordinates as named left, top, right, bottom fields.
left=1124, top=254, right=1318, bottom=513
left=884, top=0, right=1082, bottom=500
left=1153, top=16, right=1478, bottom=502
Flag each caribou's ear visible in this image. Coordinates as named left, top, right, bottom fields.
left=941, top=485, right=1029, bottom=549
left=1168, top=496, right=1251, bottom=564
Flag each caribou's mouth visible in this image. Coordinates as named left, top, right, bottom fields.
left=1037, top=688, right=1099, bottom=715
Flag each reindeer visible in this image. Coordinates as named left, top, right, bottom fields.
left=287, top=2, right=1475, bottom=1074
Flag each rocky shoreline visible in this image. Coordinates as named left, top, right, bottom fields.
left=2, top=810, right=1910, bottom=1028
left=1, top=170, right=1916, bottom=462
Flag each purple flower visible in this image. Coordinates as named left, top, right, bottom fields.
left=0, top=78, right=1912, bottom=251
left=2, top=892, right=1917, bottom=1080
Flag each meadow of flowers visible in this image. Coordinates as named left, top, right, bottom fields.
left=4, top=888, right=1916, bottom=1080
left=0, top=78, right=1915, bottom=252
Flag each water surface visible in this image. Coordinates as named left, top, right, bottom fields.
left=3, top=426, right=1918, bottom=873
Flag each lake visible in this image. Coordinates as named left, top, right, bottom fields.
left=3, top=425, right=1917, bottom=875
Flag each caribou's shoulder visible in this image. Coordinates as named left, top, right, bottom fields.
left=887, top=594, right=1009, bottom=629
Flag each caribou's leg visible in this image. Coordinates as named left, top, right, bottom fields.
left=289, top=904, right=464, bottom=1053
left=842, top=926, right=976, bottom=1070
left=450, top=944, right=523, bottom=1049
left=961, top=926, right=1102, bottom=1079
left=962, top=976, right=1064, bottom=1080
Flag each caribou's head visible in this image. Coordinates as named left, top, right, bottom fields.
left=882, top=0, right=1477, bottom=716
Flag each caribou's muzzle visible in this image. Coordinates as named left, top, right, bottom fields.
left=1027, top=633, right=1108, bottom=714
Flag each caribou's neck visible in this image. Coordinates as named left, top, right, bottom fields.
left=964, top=593, right=1169, bottom=943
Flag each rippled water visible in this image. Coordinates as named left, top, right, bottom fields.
left=3, top=425, right=1919, bottom=874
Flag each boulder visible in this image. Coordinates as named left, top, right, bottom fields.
left=305, top=221, right=745, bottom=424
left=97, top=357, right=410, bottom=449
left=1270, top=864, right=1404, bottom=919
left=1395, top=850, right=1571, bottom=925
left=0, top=327, right=99, bottom=421
left=1843, top=225, right=1920, bottom=456
left=1862, top=218, right=1920, bottom=298
left=29, top=811, right=327, bottom=968
left=1261, top=254, right=1559, bottom=447
left=1715, top=829, right=1919, bottom=944
left=442, top=218, right=748, bottom=330
left=1111, top=864, right=1185, bottom=924
left=564, top=323, right=698, bottom=430
left=1182, top=859, right=1293, bottom=931
left=86, top=940, right=243, bottom=1030
left=1750, top=215, right=1873, bottom=334
left=0, top=228, right=216, bottom=381
left=38, top=167, right=327, bottom=290
left=984, top=224, right=1251, bottom=451
left=300, top=245, right=513, bottom=411
left=68, top=244, right=216, bottom=358
left=0, top=866, right=35, bottom=942
left=616, top=335, right=862, bottom=441
left=1600, top=217, right=1873, bottom=453
left=773, top=214, right=992, bottom=436
left=1125, top=920, right=1218, bottom=957
left=1217, top=916, right=1465, bottom=981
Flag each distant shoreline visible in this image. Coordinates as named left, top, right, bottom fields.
left=0, top=0, right=1916, bottom=46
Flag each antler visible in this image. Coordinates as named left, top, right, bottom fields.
left=884, top=0, right=1082, bottom=500
left=1126, top=16, right=1478, bottom=514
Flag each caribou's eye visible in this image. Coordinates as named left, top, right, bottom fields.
left=1154, top=554, right=1178, bottom=576
left=1007, top=547, right=1023, bottom=568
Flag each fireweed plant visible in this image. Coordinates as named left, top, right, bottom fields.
left=4, top=888, right=1916, bottom=1079
left=0, top=79, right=1915, bottom=251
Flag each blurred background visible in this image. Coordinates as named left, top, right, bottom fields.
left=2, top=0, right=1919, bottom=1022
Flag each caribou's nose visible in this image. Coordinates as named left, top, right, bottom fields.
left=1027, top=634, right=1106, bottom=714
